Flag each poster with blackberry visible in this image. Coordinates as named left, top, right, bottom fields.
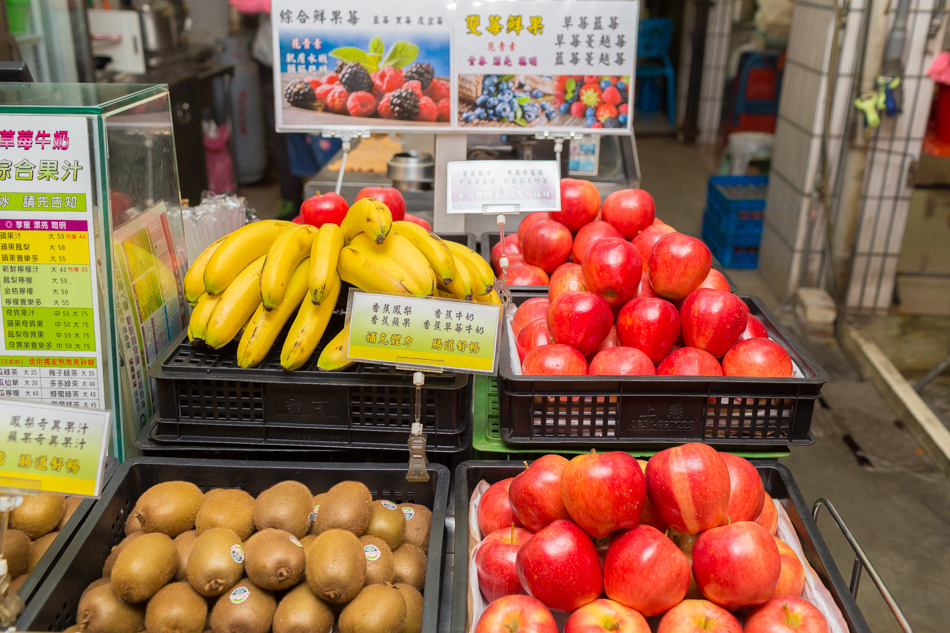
left=454, top=0, right=638, bottom=133
left=272, top=0, right=454, bottom=131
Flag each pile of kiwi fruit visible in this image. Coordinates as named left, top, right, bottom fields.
left=69, top=478, right=433, bottom=633
left=5, top=493, right=83, bottom=593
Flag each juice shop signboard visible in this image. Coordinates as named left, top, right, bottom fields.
left=271, top=0, right=637, bottom=134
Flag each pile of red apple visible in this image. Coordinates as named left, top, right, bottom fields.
left=501, top=181, right=793, bottom=377
left=472, top=444, right=831, bottom=633
left=293, top=187, right=433, bottom=230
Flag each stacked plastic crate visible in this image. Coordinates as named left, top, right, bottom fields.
left=702, top=174, right=768, bottom=269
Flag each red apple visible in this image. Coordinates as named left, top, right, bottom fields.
left=492, top=234, right=523, bottom=274
left=508, top=455, right=571, bottom=532
left=476, top=526, right=535, bottom=603
left=668, top=530, right=703, bottom=600
left=646, top=443, right=730, bottom=534
left=604, top=525, right=690, bottom=616
left=744, top=596, right=829, bottom=633
left=581, top=238, right=642, bottom=307
left=656, top=347, right=723, bottom=376
left=564, top=599, right=651, bottom=633
left=774, top=538, right=806, bottom=597
left=517, top=318, right=552, bottom=362
left=692, top=521, right=781, bottom=610
left=512, top=298, right=550, bottom=337
left=589, top=347, right=656, bottom=376
left=523, top=220, right=574, bottom=274
left=680, top=290, right=749, bottom=358
left=616, top=298, right=681, bottom=364
left=355, top=186, right=405, bottom=221
left=508, top=263, right=550, bottom=286
left=632, top=222, right=677, bottom=271
left=636, top=269, right=661, bottom=299
left=518, top=212, right=552, bottom=242
left=474, top=594, right=558, bottom=633
left=601, top=189, right=656, bottom=239
left=719, top=453, right=765, bottom=524
left=572, top=221, right=623, bottom=263
left=516, top=519, right=603, bottom=612
left=559, top=178, right=602, bottom=233
left=549, top=263, right=588, bottom=302
left=522, top=344, right=589, bottom=375
left=756, top=494, right=779, bottom=535
left=402, top=212, right=432, bottom=231
left=561, top=451, right=646, bottom=538
left=548, top=292, right=613, bottom=356
left=738, top=314, right=769, bottom=342
left=722, top=338, right=793, bottom=378
left=656, top=599, right=743, bottom=633
left=300, top=191, right=349, bottom=227
left=649, top=233, right=712, bottom=300
left=495, top=253, right=525, bottom=277
left=636, top=460, right=666, bottom=531
left=478, top=477, right=524, bottom=536
left=697, top=268, right=731, bottom=293
left=292, top=214, right=304, bottom=224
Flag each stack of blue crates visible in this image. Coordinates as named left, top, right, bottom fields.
left=701, top=175, right=768, bottom=269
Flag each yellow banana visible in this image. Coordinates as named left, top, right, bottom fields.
left=187, top=292, right=222, bottom=343
left=184, top=237, right=226, bottom=305
left=440, top=254, right=474, bottom=300
left=203, top=220, right=294, bottom=295
left=260, top=224, right=319, bottom=310
left=436, top=289, right=457, bottom=299
left=309, top=223, right=344, bottom=305
left=281, top=272, right=341, bottom=370
left=390, top=220, right=456, bottom=285
left=317, top=325, right=356, bottom=372
left=339, top=235, right=436, bottom=297
left=203, top=255, right=267, bottom=349
left=476, top=289, right=503, bottom=305
left=236, top=258, right=310, bottom=368
left=340, top=198, right=392, bottom=245
left=445, top=240, right=495, bottom=296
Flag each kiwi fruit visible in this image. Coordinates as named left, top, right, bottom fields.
left=313, top=481, right=372, bottom=536
left=338, top=584, right=407, bottom=633
left=59, top=496, right=83, bottom=530
left=103, top=533, right=144, bottom=578
left=209, top=579, right=276, bottom=633
left=244, top=528, right=305, bottom=591
left=364, top=500, right=406, bottom=551
left=133, top=481, right=204, bottom=538
left=111, top=532, right=178, bottom=603
left=125, top=512, right=143, bottom=536
left=401, top=504, right=432, bottom=550
left=4, top=528, right=31, bottom=577
left=272, top=583, right=334, bottom=633
left=393, top=543, right=427, bottom=592
left=8, top=574, right=27, bottom=594
left=358, top=535, right=395, bottom=585
left=308, top=493, right=328, bottom=536
left=29, top=530, right=58, bottom=571
left=186, top=527, right=244, bottom=597
left=196, top=488, right=255, bottom=540
left=394, top=583, right=424, bottom=633
left=300, top=534, right=317, bottom=556
left=305, top=528, right=365, bottom=603
left=77, top=583, right=145, bottom=633
left=10, top=493, right=65, bottom=539
left=204, top=488, right=226, bottom=502
left=82, top=577, right=112, bottom=599
left=173, top=530, right=198, bottom=581
left=144, top=581, right=207, bottom=633
left=254, top=481, right=312, bottom=538
left=63, top=626, right=82, bottom=633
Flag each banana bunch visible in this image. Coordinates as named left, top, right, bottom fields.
left=182, top=199, right=500, bottom=371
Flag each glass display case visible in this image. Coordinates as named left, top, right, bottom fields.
left=0, top=82, right=188, bottom=459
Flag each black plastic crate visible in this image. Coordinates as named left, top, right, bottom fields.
left=450, top=460, right=871, bottom=633
left=499, top=294, right=827, bottom=448
left=18, top=457, right=450, bottom=632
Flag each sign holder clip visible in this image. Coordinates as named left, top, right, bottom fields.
left=534, top=131, right=580, bottom=162
left=406, top=371, right=430, bottom=483
left=321, top=129, right=372, bottom=195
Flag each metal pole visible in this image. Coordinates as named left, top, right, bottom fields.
left=680, top=0, right=713, bottom=144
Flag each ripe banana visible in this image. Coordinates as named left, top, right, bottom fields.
left=339, top=234, right=436, bottom=297
left=203, top=219, right=294, bottom=295
left=439, top=254, right=474, bottom=300
left=445, top=240, right=495, bottom=296
left=317, top=325, right=356, bottom=372
left=340, top=198, right=392, bottom=245
left=309, top=223, right=344, bottom=305
left=184, top=236, right=226, bottom=305
left=260, top=224, right=319, bottom=310
left=187, top=292, right=222, bottom=343
left=476, top=289, right=503, bottom=305
left=436, top=289, right=457, bottom=299
left=390, top=220, right=456, bottom=285
left=281, top=272, right=341, bottom=371
left=236, top=258, right=310, bottom=368
left=203, top=255, right=267, bottom=349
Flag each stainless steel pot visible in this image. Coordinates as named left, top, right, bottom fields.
left=137, top=0, right=180, bottom=55
left=387, top=151, right=435, bottom=192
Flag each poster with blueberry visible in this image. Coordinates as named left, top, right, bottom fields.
left=454, top=0, right=638, bottom=132
left=272, top=0, right=454, bottom=131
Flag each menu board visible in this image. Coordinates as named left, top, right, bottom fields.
left=271, top=0, right=637, bottom=134
left=0, top=115, right=106, bottom=410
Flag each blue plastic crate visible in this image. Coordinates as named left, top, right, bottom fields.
left=704, top=203, right=764, bottom=239
left=707, top=175, right=769, bottom=212
left=702, top=220, right=759, bottom=269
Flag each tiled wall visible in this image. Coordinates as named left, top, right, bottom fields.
left=677, top=0, right=734, bottom=142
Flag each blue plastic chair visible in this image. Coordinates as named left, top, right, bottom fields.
left=636, top=18, right=676, bottom=127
